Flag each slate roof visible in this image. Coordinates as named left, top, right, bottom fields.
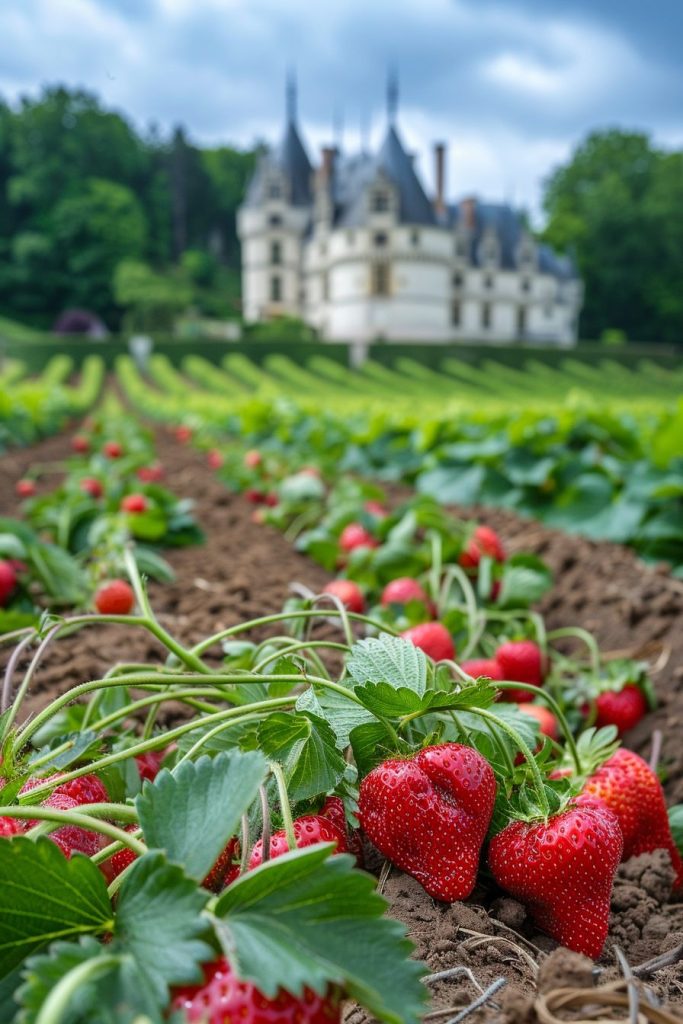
left=243, top=121, right=312, bottom=208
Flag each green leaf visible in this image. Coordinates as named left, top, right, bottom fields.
left=136, top=750, right=267, bottom=882
left=349, top=721, right=410, bottom=777
left=346, top=635, right=428, bottom=696
left=27, top=542, right=87, bottom=604
left=28, top=731, right=101, bottom=771
left=668, top=805, right=683, bottom=856
left=0, top=837, right=112, bottom=978
left=497, top=555, right=552, bottom=608
left=16, top=937, right=105, bottom=1024
left=355, top=676, right=496, bottom=721
left=0, top=534, right=27, bottom=560
left=295, top=685, right=375, bottom=748
left=213, top=846, right=426, bottom=1024
left=257, top=712, right=346, bottom=802
left=112, top=852, right=212, bottom=1006
left=133, top=546, right=175, bottom=583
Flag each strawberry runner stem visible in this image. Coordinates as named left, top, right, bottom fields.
left=495, top=681, right=582, bottom=775
left=546, top=626, right=600, bottom=676
left=270, top=761, right=296, bottom=851
left=467, top=707, right=551, bottom=818
left=0, top=806, right=147, bottom=855
left=35, top=955, right=122, bottom=1024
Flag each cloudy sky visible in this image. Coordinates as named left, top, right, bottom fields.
left=1, top=0, right=681, bottom=221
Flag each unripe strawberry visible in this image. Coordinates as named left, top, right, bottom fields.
left=381, top=577, right=429, bottom=607
left=459, top=525, right=506, bottom=569
left=0, top=561, right=18, bottom=607
left=401, top=622, right=455, bottom=662
left=15, top=478, right=36, bottom=498
left=71, top=435, right=90, bottom=454
left=80, top=477, right=103, bottom=499
left=460, top=658, right=504, bottom=680
left=207, top=449, right=223, bottom=470
left=102, top=441, right=122, bottom=459
left=495, top=640, right=544, bottom=702
left=120, top=493, right=148, bottom=514
left=339, top=522, right=378, bottom=553
left=95, top=580, right=135, bottom=615
left=323, top=579, right=365, bottom=614
left=243, top=449, right=262, bottom=469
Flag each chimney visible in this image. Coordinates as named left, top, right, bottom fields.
left=321, top=146, right=336, bottom=180
left=460, top=196, right=476, bottom=233
left=434, top=143, right=446, bottom=216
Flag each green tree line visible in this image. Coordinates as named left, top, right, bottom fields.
left=0, top=86, right=681, bottom=343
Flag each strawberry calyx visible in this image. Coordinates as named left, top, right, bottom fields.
left=551, top=726, right=621, bottom=784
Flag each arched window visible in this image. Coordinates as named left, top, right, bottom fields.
left=270, top=241, right=282, bottom=265
left=371, top=263, right=390, bottom=295
left=482, top=303, right=492, bottom=329
left=371, top=191, right=390, bottom=213
left=270, top=276, right=282, bottom=302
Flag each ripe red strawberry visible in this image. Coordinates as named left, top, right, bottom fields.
left=0, top=816, right=22, bottom=838
left=15, top=478, right=36, bottom=498
left=137, top=463, right=164, bottom=482
left=381, top=577, right=429, bottom=607
left=0, top=560, right=18, bottom=607
left=401, top=622, right=455, bottom=662
left=488, top=801, right=623, bottom=957
left=95, top=579, right=135, bottom=615
left=245, top=488, right=266, bottom=504
left=591, top=685, right=647, bottom=735
left=202, top=838, right=241, bottom=893
left=56, top=774, right=109, bottom=806
left=323, top=579, right=365, bottom=614
left=364, top=500, right=388, bottom=518
left=459, top=525, right=506, bottom=569
left=583, top=748, right=683, bottom=890
left=460, top=658, right=504, bottom=681
left=80, top=477, right=103, bottom=499
left=320, top=795, right=364, bottom=867
left=264, top=493, right=279, bottom=507
left=103, top=440, right=122, bottom=459
left=71, top=435, right=90, bottom=454
left=517, top=703, right=558, bottom=741
left=175, top=425, right=193, bottom=443
left=358, top=743, right=495, bottom=902
left=135, top=749, right=169, bottom=782
left=120, top=493, right=148, bottom=514
left=339, top=522, right=378, bottom=553
left=495, top=640, right=544, bottom=702
left=170, top=957, right=342, bottom=1024
left=248, top=814, right=347, bottom=869
left=207, top=449, right=223, bottom=470
left=40, top=792, right=104, bottom=859
left=243, top=448, right=262, bottom=469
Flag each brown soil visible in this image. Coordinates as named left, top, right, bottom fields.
left=2, top=433, right=683, bottom=1021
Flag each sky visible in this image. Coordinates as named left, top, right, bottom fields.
left=0, top=0, right=681, bottom=222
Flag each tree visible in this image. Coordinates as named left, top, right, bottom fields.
left=114, top=260, right=192, bottom=333
left=542, top=130, right=683, bottom=343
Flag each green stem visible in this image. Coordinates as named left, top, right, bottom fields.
left=270, top=761, right=296, bottom=851
left=468, top=706, right=550, bottom=818
left=253, top=640, right=349, bottom=674
left=496, top=681, right=582, bottom=775
left=35, top=955, right=121, bottom=1024
left=1, top=806, right=146, bottom=854
left=546, top=626, right=600, bottom=676
left=88, top=689, right=223, bottom=734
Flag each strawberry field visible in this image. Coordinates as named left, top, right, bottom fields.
left=1, top=350, right=683, bottom=1024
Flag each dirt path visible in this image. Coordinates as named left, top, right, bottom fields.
left=2, top=431, right=682, bottom=1020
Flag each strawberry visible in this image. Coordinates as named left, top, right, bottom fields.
left=137, top=463, right=164, bottom=482
left=175, top=425, right=193, bottom=443
left=401, top=622, right=455, bottom=662
left=323, top=579, right=365, bottom=614
left=459, top=525, right=506, bottom=569
left=71, top=435, right=90, bottom=454
left=495, top=640, right=544, bottom=702
left=300, top=465, right=321, bottom=478
left=591, top=685, right=647, bottom=735
left=170, top=957, right=342, bottom=1024
left=358, top=743, right=495, bottom=901
left=103, top=441, right=122, bottom=459
left=243, top=448, right=262, bottom=469
left=245, top=488, right=266, bottom=505
left=120, top=493, right=148, bottom=514
left=248, top=814, right=347, bottom=869
left=104, top=824, right=138, bottom=882
left=381, top=578, right=429, bottom=607
left=56, top=774, right=109, bottom=806
left=80, top=477, right=103, bottom=499
left=95, top=579, right=135, bottom=615
left=320, top=795, right=364, bottom=867
left=207, top=449, right=223, bottom=470
left=488, top=800, right=623, bottom=958
left=517, top=703, right=558, bottom=741
left=15, top=478, right=36, bottom=498
left=338, top=523, right=378, bottom=553
left=583, top=748, right=683, bottom=889
left=460, top=658, right=504, bottom=681
left=264, top=493, right=279, bottom=508
left=364, top=500, right=388, bottom=518
left=0, top=560, right=18, bottom=607
left=202, top=838, right=241, bottom=893
left=39, top=792, right=104, bottom=859
left=0, top=817, right=22, bottom=838
left=135, top=749, right=169, bottom=782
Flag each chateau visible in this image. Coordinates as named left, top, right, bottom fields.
left=237, top=82, right=582, bottom=345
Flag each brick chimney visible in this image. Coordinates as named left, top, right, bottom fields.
left=459, top=196, right=477, bottom=233
left=434, top=143, right=446, bottom=216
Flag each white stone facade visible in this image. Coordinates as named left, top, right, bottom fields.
left=238, top=106, right=582, bottom=346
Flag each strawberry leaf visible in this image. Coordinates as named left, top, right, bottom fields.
left=213, top=846, right=427, bottom=1024
left=16, top=937, right=106, bottom=1024
left=257, top=712, right=346, bottom=801
left=669, top=805, right=683, bottom=856
left=0, top=837, right=112, bottom=979
left=346, top=635, right=428, bottom=696
left=355, top=677, right=496, bottom=720
left=136, top=750, right=267, bottom=881
left=295, top=684, right=375, bottom=747
left=349, top=721, right=412, bottom=777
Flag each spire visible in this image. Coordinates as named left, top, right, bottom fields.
left=286, top=68, right=297, bottom=125
left=333, top=106, right=344, bottom=151
left=387, top=67, right=399, bottom=126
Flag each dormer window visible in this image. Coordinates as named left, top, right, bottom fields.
left=268, top=182, right=282, bottom=199
left=371, top=191, right=390, bottom=213
left=269, top=214, right=282, bottom=227
left=374, top=232, right=388, bottom=247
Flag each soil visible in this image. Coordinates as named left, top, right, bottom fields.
left=2, top=431, right=683, bottom=1022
